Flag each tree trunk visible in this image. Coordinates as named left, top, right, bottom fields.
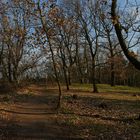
left=49, top=44, right=62, bottom=109
left=92, top=59, right=98, bottom=93
left=59, top=45, right=69, bottom=90
left=63, top=66, right=69, bottom=90
left=8, top=56, right=12, bottom=83
left=107, top=31, right=115, bottom=86
left=110, top=62, right=115, bottom=86
left=37, top=2, right=62, bottom=109
left=68, top=69, right=71, bottom=85
left=111, top=0, right=140, bottom=70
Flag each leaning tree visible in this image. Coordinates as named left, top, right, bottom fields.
left=111, top=0, right=140, bottom=70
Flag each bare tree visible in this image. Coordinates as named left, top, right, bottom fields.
left=36, top=0, right=62, bottom=108
left=111, top=0, right=140, bottom=70
left=75, top=1, right=103, bottom=92
left=0, top=0, right=42, bottom=84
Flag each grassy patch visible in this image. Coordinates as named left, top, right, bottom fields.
left=71, top=83, right=140, bottom=94
left=98, top=84, right=140, bottom=93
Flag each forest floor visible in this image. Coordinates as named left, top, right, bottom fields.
left=0, top=84, right=140, bottom=140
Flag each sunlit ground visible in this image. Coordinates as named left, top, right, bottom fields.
left=0, top=84, right=140, bottom=140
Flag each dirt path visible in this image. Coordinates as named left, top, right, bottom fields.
left=0, top=84, right=140, bottom=140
